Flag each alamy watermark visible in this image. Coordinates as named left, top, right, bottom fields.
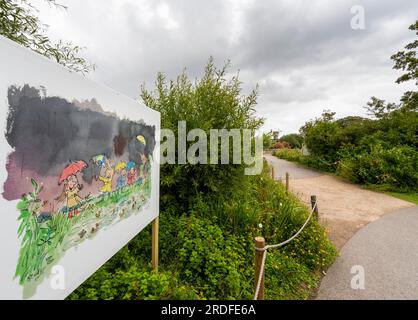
left=50, top=265, right=65, bottom=290
left=350, top=265, right=365, bottom=290
left=350, top=5, right=366, bottom=30
left=160, top=121, right=263, bottom=175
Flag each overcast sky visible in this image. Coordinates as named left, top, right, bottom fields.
left=34, top=0, right=417, bottom=134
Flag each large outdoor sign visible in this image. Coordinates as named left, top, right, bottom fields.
left=0, top=36, right=160, bottom=299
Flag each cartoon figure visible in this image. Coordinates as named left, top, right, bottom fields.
left=139, top=153, right=149, bottom=180
left=136, top=135, right=148, bottom=182
left=98, top=163, right=114, bottom=193
left=56, top=160, right=87, bottom=218
left=35, top=200, right=53, bottom=223
left=136, top=135, right=146, bottom=146
left=115, top=161, right=127, bottom=189
left=91, top=154, right=108, bottom=168
left=126, top=161, right=137, bottom=185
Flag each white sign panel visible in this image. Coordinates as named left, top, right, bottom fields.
left=0, top=36, right=160, bottom=299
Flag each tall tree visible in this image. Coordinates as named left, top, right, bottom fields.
left=391, top=20, right=418, bottom=85
left=0, top=0, right=94, bottom=74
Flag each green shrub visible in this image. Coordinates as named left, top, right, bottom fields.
left=281, top=95, right=417, bottom=192
left=279, top=133, right=304, bottom=149
left=68, top=264, right=198, bottom=300
left=337, top=144, right=418, bottom=191
left=176, top=215, right=252, bottom=299
left=273, top=148, right=336, bottom=172
left=305, top=121, right=342, bottom=163
left=141, top=59, right=263, bottom=213
left=264, top=251, right=317, bottom=300
left=70, top=60, right=337, bottom=301
left=273, top=148, right=304, bottom=162
left=70, top=162, right=337, bottom=300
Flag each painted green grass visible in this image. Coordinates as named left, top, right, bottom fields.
left=15, top=177, right=152, bottom=298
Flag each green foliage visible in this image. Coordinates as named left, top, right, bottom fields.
left=68, top=264, right=197, bottom=300
left=273, top=148, right=335, bottom=172
left=279, top=101, right=418, bottom=192
left=71, top=60, right=336, bottom=300
left=391, top=20, right=418, bottom=85
left=141, top=58, right=263, bottom=212
left=176, top=215, right=252, bottom=299
left=279, top=133, right=303, bottom=149
left=273, top=148, right=304, bottom=163
left=305, top=121, right=341, bottom=164
left=0, top=0, right=94, bottom=73
left=263, top=131, right=273, bottom=149
left=386, top=192, right=418, bottom=205
left=264, top=251, right=317, bottom=300
left=72, top=163, right=337, bottom=300
left=291, top=22, right=418, bottom=193
left=337, top=144, right=418, bottom=191
left=300, top=99, right=417, bottom=191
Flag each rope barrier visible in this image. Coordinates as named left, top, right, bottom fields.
left=253, top=201, right=317, bottom=300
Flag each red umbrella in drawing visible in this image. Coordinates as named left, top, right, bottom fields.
left=58, top=160, right=87, bottom=185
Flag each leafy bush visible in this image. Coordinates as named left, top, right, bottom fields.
left=273, top=148, right=304, bottom=162
left=337, top=144, right=418, bottom=191
left=279, top=133, right=304, bottom=149
left=68, top=264, right=198, bottom=300
left=264, top=251, right=317, bottom=300
left=271, top=141, right=291, bottom=149
left=273, top=148, right=336, bottom=172
left=141, top=59, right=263, bottom=212
left=295, top=105, right=418, bottom=191
left=277, top=109, right=418, bottom=192
left=70, top=60, right=337, bottom=300
left=304, top=121, right=342, bottom=164
left=70, top=162, right=337, bottom=300
left=286, top=22, right=418, bottom=192
left=176, top=215, right=252, bottom=299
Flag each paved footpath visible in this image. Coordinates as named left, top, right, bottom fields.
left=264, top=154, right=418, bottom=299
left=317, top=206, right=418, bottom=299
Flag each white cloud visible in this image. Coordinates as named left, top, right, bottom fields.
left=33, top=0, right=417, bottom=134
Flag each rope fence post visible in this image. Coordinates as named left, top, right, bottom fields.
left=311, top=195, right=319, bottom=219
left=271, top=165, right=275, bottom=180
left=253, top=200, right=317, bottom=299
left=285, top=172, right=289, bottom=194
left=254, top=236, right=265, bottom=300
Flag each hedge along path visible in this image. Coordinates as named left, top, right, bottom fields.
left=253, top=201, right=317, bottom=300
left=264, top=154, right=415, bottom=249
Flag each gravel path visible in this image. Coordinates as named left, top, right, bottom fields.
left=264, top=154, right=418, bottom=299
left=264, top=154, right=414, bottom=249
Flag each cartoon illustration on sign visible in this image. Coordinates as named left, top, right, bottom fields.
left=2, top=84, right=156, bottom=298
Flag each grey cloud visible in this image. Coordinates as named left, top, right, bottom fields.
left=36, top=0, right=418, bottom=134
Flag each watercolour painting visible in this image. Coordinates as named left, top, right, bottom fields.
left=0, top=36, right=160, bottom=299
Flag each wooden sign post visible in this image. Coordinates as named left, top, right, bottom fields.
left=152, top=217, right=159, bottom=271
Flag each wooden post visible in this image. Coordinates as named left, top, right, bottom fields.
left=311, top=195, right=319, bottom=219
left=254, top=236, right=265, bottom=300
left=152, top=217, right=159, bottom=271
left=271, top=165, right=275, bottom=180
left=285, top=172, right=290, bottom=194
